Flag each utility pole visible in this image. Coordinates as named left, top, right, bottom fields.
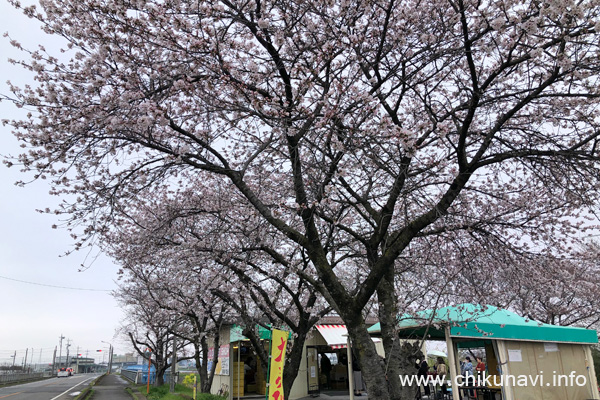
left=52, top=347, right=57, bottom=375
left=23, top=348, right=28, bottom=370
left=109, top=344, right=113, bottom=374
left=101, top=341, right=113, bottom=374
left=11, top=351, right=16, bottom=367
left=30, top=348, right=34, bottom=372
left=58, top=334, right=65, bottom=369
left=65, top=339, right=71, bottom=369
left=76, top=346, right=80, bottom=374
left=38, top=348, right=43, bottom=372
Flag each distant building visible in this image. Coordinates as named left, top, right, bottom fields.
left=111, top=353, right=138, bottom=368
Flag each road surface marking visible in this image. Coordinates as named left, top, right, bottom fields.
left=50, top=377, right=93, bottom=400
left=0, top=393, right=23, bottom=399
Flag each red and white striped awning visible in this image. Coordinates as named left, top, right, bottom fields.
left=315, top=324, right=382, bottom=349
left=315, top=324, right=349, bottom=349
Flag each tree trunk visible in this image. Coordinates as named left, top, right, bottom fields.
left=344, top=313, right=391, bottom=400
left=198, top=332, right=220, bottom=393
left=157, top=362, right=167, bottom=386
left=282, top=327, right=309, bottom=397
left=377, top=271, right=420, bottom=400
left=193, top=343, right=205, bottom=392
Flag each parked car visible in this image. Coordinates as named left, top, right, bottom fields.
left=57, top=368, right=69, bottom=377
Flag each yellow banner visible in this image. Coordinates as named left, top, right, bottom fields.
left=267, top=329, right=289, bottom=400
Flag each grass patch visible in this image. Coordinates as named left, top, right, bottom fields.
left=142, top=383, right=226, bottom=400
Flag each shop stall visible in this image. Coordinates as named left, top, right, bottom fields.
left=368, top=304, right=600, bottom=400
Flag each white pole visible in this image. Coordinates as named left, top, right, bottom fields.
left=495, top=340, right=514, bottom=400
left=584, top=345, right=600, bottom=399
left=237, top=341, right=241, bottom=400
left=445, top=326, right=460, bottom=400
left=345, top=336, right=354, bottom=400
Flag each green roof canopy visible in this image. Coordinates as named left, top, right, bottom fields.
left=367, top=304, right=598, bottom=344
left=230, top=324, right=292, bottom=342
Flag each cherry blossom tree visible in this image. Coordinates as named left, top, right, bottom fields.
left=494, top=249, right=600, bottom=328
left=401, top=230, right=600, bottom=327
left=116, top=260, right=229, bottom=393
left=116, top=284, right=193, bottom=387
left=109, top=178, right=331, bottom=395
left=390, top=232, right=600, bottom=328
left=4, top=0, right=600, bottom=398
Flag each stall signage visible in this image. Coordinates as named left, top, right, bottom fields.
left=267, top=329, right=289, bottom=400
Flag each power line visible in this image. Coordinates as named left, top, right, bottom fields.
left=0, top=274, right=111, bottom=292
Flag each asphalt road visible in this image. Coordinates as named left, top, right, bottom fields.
left=0, top=373, right=101, bottom=400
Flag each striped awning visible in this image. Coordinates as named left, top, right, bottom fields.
left=316, top=324, right=382, bottom=349
left=315, top=324, right=349, bottom=349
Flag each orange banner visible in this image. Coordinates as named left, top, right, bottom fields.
left=267, top=329, right=289, bottom=400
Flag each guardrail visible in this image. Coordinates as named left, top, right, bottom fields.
left=121, top=370, right=179, bottom=385
left=0, top=372, right=49, bottom=385
left=121, top=369, right=142, bottom=384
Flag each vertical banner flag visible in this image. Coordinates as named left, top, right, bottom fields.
left=268, top=329, right=289, bottom=400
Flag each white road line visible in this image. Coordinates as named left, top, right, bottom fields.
left=49, top=377, right=94, bottom=400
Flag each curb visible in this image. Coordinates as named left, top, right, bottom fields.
left=73, top=375, right=102, bottom=400
left=73, top=387, right=94, bottom=400
left=125, top=385, right=148, bottom=400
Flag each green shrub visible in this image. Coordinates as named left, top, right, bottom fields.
left=182, top=374, right=198, bottom=388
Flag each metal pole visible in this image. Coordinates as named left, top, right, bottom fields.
left=265, top=337, right=272, bottom=400
left=193, top=374, right=197, bottom=400
left=345, top=336, right=354, bottom=400
left=237, top=341, right=241, bottom=400
left=76, top=346, right=80, bottom=374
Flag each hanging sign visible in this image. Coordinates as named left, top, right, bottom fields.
left=544, top=343, right=559, bottom=352
left=508, top=349, right=522, bottom=362
left=207, top=345, right=230, bottom=376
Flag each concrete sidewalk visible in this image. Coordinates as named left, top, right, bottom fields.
left=93, top=374, right=144, bottom=400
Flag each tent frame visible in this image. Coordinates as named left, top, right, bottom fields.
left=369, top=305, right=600, bottom=400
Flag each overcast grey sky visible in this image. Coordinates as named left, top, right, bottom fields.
left=0, top=1, right=129, bottom=365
